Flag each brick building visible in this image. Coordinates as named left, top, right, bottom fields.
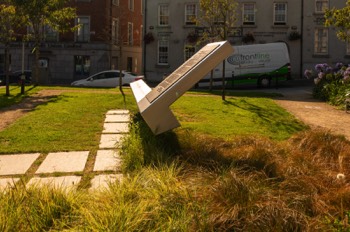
left=0, top=0, right=143, bottom=85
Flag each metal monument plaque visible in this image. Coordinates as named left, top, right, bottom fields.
left=130, top=41, right=233, bottom=135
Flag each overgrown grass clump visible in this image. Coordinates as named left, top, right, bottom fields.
left=2, top=121, right=349, bottom=231
left=120, top=119, right=350, bottom=231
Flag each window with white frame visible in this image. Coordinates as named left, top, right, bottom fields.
left=113, top=0, right=119, bottom=6
left=274, top=3, right=287, bottom=25
left=185, top=4, right=197, bottom=25
left=158, top=37, right=169, bottom=64
left=314, top=28, right=328, bottom=54
left=112, top=18, right=119, bottom=44
left=159, top=4, right=169, bottom=26
left=27, top=25, right=58, bottom=42
left=243, top=3, right=255, bottom=25
left=129, top=0, right=134, bottom=11
left=315, top=0, right=328, bottom=13
left=184, top=45, right=196, bottom=61
left=74, top=55, right=90, bottom=76
left=346, top=31, right=350, bottom=56
left=75, top=16, right=90, bottom=42
left=128, top=22, right=133, bottom=45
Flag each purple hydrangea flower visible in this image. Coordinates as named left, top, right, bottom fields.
left=318, top=72, right=325, bottom=79
left=326, top=66, right=333, bottom=73
left=336, top=62, right=344, bottom=69
left=315, top=64, right=323, bottom=72
left=304, top=69, right=313, bottom=79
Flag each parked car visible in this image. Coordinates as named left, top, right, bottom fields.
left=71, top=70, right=144, bottom=87
left=0, top=70, right=32, bottom=86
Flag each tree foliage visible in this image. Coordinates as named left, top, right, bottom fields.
left=324, top=0, right=350, bottom=41
left=0, top=2, right=24, bottom=95
left=197, top=0, right=238, bottom=100
left=198, top=0, right=238, bottom=42
left=13, top=0, right=78, bottom=84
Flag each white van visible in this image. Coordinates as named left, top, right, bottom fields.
left=199, top=42, right=291, bottom=88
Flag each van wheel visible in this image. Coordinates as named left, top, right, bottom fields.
left=258, top=76, right=271, bottom=87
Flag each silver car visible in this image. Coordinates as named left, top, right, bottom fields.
left=71, top=70, right=144, bottom=87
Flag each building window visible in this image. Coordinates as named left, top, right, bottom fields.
left=185, top=4, right=197, bottom=25
left=127, top=57, right=133, bottom=72
left=113, top=0, right=119, bottom=6
left=43, top=25, right=58, bottom=42
left=28, top=25, right=58, bottom=42
left=184, top=45, right=196, bottom=61
left=158, top=37, right=169, bottom=65
left=274, top=3, right=287, bottom=25
left=74, top=55, right=90, bottom=76
left=128, top=22, right=133, bottom=45
left=314, top=28, right=328, bottom=54
left=347, top=40, right=350, bottom=55
left=129, top=0, right=134, bottom=11
left=243, top=3, right=255, bottom=25
left=159, top=4, right=169, bottom=26
left=112, top=18, right=119, bottom=44
left=75, top=16, right=90, bottom=42
left=315, top=0, right=328, bottom=13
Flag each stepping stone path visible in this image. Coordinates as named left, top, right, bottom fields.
left=0, top=109, right=129, bottom=191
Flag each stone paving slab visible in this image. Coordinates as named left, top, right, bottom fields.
left=27, top=176, right=81, bottom=190
left=90, top=174, right=123, bottom=191
left=0, top=153, right=40, bottom=175
left=99, top=134, right=125, bottom=149
left=0, top=178, right=20, bottom=191
left=104, top=114, right=130, bottom=123
left=94, top=150, right=121, bottom=172
left=103, top=122, right=129, bottom=134
left=36, top=151, right=89, bottom=174
left=107, top=110, right=129, bottom=115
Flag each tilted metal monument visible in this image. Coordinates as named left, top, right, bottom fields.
left=130, top=41, right=234, bottom=135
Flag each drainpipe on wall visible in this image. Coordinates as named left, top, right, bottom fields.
left=143, top=0, right=147, bottom=79
left=300, top=0, right=304, bottom=79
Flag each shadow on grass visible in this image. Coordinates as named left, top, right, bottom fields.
left=129, top=113, right=236, bottom=173
left=0, top=85, right=39, bottom=109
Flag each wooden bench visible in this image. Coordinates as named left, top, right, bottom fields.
left=130, top=41, right=234, bottom=135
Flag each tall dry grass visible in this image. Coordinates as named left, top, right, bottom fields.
left=1, top=124, right=350, bottom=231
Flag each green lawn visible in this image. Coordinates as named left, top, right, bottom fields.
left=0, top=87, right=137, bottom=154
left=0, top=86, right=306, bottom=154
left=173, top=93, right=307, bottom=140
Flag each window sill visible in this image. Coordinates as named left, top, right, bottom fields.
left=183, top=24, right=197, bottom=28
left=242, top=24, right=257, bottom=28
left=271, top=25, right=289, bottom=29
left=312, top=54, right=329, bottom=58
left=156, top=64, right=170, bottom=68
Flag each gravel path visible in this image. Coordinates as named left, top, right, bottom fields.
left=263, top=85, right=350, bottom=141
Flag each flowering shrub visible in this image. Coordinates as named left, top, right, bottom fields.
left=304, top=63, right=350, bottom=106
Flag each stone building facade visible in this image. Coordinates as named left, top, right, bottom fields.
left=143, top=0, right=347, bottom=83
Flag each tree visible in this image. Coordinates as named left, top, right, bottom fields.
left=13, top=0, right=78, bottom=85
left=0, top=2, right=23, bottom=96
left=101, top=1, right=142, bottom=107
left=324, top=0, right=350, bottom=41
left=197, top=0, right=238, bottom=100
